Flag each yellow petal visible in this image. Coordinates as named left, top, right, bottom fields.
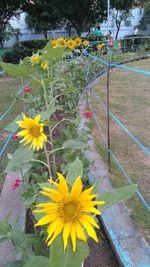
left=63, top=223, right=71, bottom=251
left=81, top=214, right=99, bottom=229
left=47, top=222, right=64, bottom=246
left=48, top=179, right=59, bottom=188
left=57, top=172, right=68, bottom=195
left=70, top=224, right=77, bottom=252
left=17, top=129, right=29, bottom=136
left=80, top=218, right=98, bottom=243
left=79, top=186, right=94, bottom=200
left=83, top=206, right=101, bottom=215
left=34, top=114, right=41, bottom=123
left=35, top=203, right=57, bottom=208
left=71, top=176, right=82, bottom=198
left=40, top=190, right=62, bottom=201
left=75, top=222, right=87, bottom=241
left=35, top=213, right=57, bottom=227
left=46, top=219, right=62, bottom=242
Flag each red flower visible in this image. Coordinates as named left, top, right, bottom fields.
left=82, top=111, right=93, bottom=117
left=23, top=87, right=32, bottom=93
left=12, top=133, right=18, bottom=140
left=80, top=62, right=85, bottom=67
left=11, top=179, right=22, bottom=190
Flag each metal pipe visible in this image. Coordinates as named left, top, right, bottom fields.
left=106, top=66, right=111, bottom=172
left=107, top=0, right=110, bottom=33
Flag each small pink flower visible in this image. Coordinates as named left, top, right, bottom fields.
left=82, top=111, right=93, bottom=117
left=11, top=179, right=21, bottom=190
left=12, top=133, right=18, bottom=140
left=23, top=87, right=32, bottom=93
left=80, top=62, right=85, bottom=67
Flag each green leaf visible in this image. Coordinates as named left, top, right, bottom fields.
left=49, top=237, right=89, bottom=267
left=40, top=102, right=56, bottom=121
left=0, top=214, right=11, bottom=234
left=42, top=41, right=65, bottom=61
left=0, top=62, right=35, bottom=78
left=66, top=157, right=83, bottom=186
left=5, top=145, right=34, bottom=173
left=23, top=256, right=49, bottom=267
left=62, top=140, right=88, bottom=150
left=38, top=182, right=52, bottom=189
left=6, top=261, right=24, bottom=267
left=28, top=108, right=36, bottom=118
left=44, top=120, right=56, bottom=127
left=0, top=214, right=12, bottom=243
left=11, top=223, right=24, bottom=251
left=97, top=184, right=137, bottom=210
left=4, top=115, right=22, bottom=133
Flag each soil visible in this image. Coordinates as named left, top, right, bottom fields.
left=84, top=219, right=119, bottom=267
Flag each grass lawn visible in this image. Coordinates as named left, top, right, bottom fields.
left=0, top=75, right=23, bottom=192
left=91, top=59, right=150, bottom=242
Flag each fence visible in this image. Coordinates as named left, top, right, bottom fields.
left=84, top=48, right=150, bottom=211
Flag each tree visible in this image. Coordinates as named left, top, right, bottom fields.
left=0, top=0, right=24, bottom=47
left=23, top=0, right=107, bottom=37
left=113, top=10, right=132, bottom=39
left=54, top=0, right=107, bottom=36
left=0, top=23, right=21, bottom=48
left=23, top=1, right=61, bottom=39
left=138, top=2, right=150, bottom=30
left=111, top=0, right=136, bottom=39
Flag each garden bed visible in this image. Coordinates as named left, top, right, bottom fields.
left=0, top=39, right=141, bottom=266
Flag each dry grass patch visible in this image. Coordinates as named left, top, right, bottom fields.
left=91, top=59, right=150, bottom=242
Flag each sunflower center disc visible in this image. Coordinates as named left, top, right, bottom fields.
left=29, top=125, right=41, bottom=137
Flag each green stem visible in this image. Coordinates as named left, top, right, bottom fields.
left=44, top=143, right=52, bottom=179
left=48, top=147, right=65, bottom=156
left=31, top=159, right=49, bottom=171
left=51, top=118, right=72, bottom=133
left=42, top=79, right=49, bottom=109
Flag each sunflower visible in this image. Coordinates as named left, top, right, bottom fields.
left=101, top=43, right=106, bottom=48
left=41, top=61, right=48, bottom=70
left=31, top=54, right=40, bottom=65
left=52, top=39, right=58, bottom=48
left=83, top=40, right=89, bottom=47
left=96, top=44, right=102, bottom=50
left=66, top=39, right=76, bottom=49
left=17, top=114, right=47, bottom=150
left=58, top=37, right=66, bottom=47
left=34, top=173, right=105, bottom=252
left=75, top=37, right=82, bottom=47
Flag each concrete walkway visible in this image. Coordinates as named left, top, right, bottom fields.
left=0, top=172, right=25, bottom=267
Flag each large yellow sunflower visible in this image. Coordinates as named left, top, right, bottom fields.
left=58, top=37, right=66, bottom=47
left=96, top=44, right=102, bottom=50
left=17, top=114, right=47, bottom=150
left=83, top=40, right=89, bottom=47
left=66, top=39, right=76, bottom=49
left=75, top=37, right=82, bottom=47
left=34, top=173, right=105, bottom=252
left=31, top=54, right=40, bottom=65
left=41, top=60, right=48, bottom=70
left=52, top=39, right=58, bottom=48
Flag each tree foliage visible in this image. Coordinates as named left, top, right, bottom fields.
left=0, top=0, right=24, bottom=47
left=23, top=1, right=61, bottom=39
left=111, top=0, right=135, bottom=39
left=138, top=2, right=150, bottom=30
left=23, top=0, right=107, bottom=37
